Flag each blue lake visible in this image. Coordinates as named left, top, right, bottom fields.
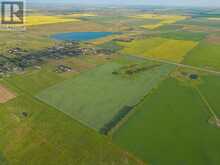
left=51, top=32, right=115, bottom=41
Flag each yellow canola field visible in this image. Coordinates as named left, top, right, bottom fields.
left=144, top=39, right=198, bottom=62
left=119, top=37, right=198, bottom=63
left=131, top=14, right=187, bottom=30
left=2, top=12, right=97, bottom=27
left=25, top=15, right=80, bottom=26
left=16, top=13, right=97, bottom=26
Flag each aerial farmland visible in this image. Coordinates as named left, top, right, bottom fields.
left=0, top=1, right=220, bottom=165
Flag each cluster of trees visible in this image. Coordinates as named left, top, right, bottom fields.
left=112, top=64, right=161, bottom=76
left=100, top=105, right=133, bottom=135
left=125, top=64, right=160, bottom=75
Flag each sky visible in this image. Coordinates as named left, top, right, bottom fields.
left=28, top=0, right=220, bottom=7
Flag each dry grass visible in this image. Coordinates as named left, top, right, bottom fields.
left=91, top=35, right=119, bottom=45
left=205, top=35, right=220, bottom=44
left=0, top=84, right=16, bottom=103
left=142, top=24, right=163, bottom=30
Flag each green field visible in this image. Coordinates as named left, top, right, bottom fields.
left=113, top=78, right=220, bottom=165
left=1, top=6, right=220, bottom=165
left=178, top=17, right=220, bottom=30
left=159, top=31, right=207, bottom=41
left=0, top=10, right=149, bottom=164
left=183, top=42, right=220, bottom=71
left=2, top=56, right=99, bottom=95
left=199, top=75, right=220, bottom=116
left=37, top=57, right=174, bottom=130
left=0, top=95, right=140, bottom=165
left=0, top=57, right=142, bottom=165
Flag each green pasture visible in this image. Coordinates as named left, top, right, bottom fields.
left=0, top=94, right=140, bottom=165
left=159, top=31, right=207, bottom=41
left=199, top=75, right=220, bottom=116
left=183, top=42, right=220, bottom=71
left=113, top=78, right=220, bottom=165
left=0, top=60, right=141, bottom=165
left=178, top=17, right=220, bottom=30
left=37, top=57, right=174, bottom=130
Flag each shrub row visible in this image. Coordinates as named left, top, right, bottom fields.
left=100, top=105, right=133, bottom=135
left=112, top=64, right=161, bottom=76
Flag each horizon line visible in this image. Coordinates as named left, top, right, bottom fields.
left=27, top=2, right=220, bottom=9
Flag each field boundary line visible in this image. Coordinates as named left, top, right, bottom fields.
left=109, top=72, right=171, bottom=137
left=3, top=82, right=146, bottom=165
left=137, top=56, right=220, bottom=75
left=195, top=86, right=219, bottom=121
